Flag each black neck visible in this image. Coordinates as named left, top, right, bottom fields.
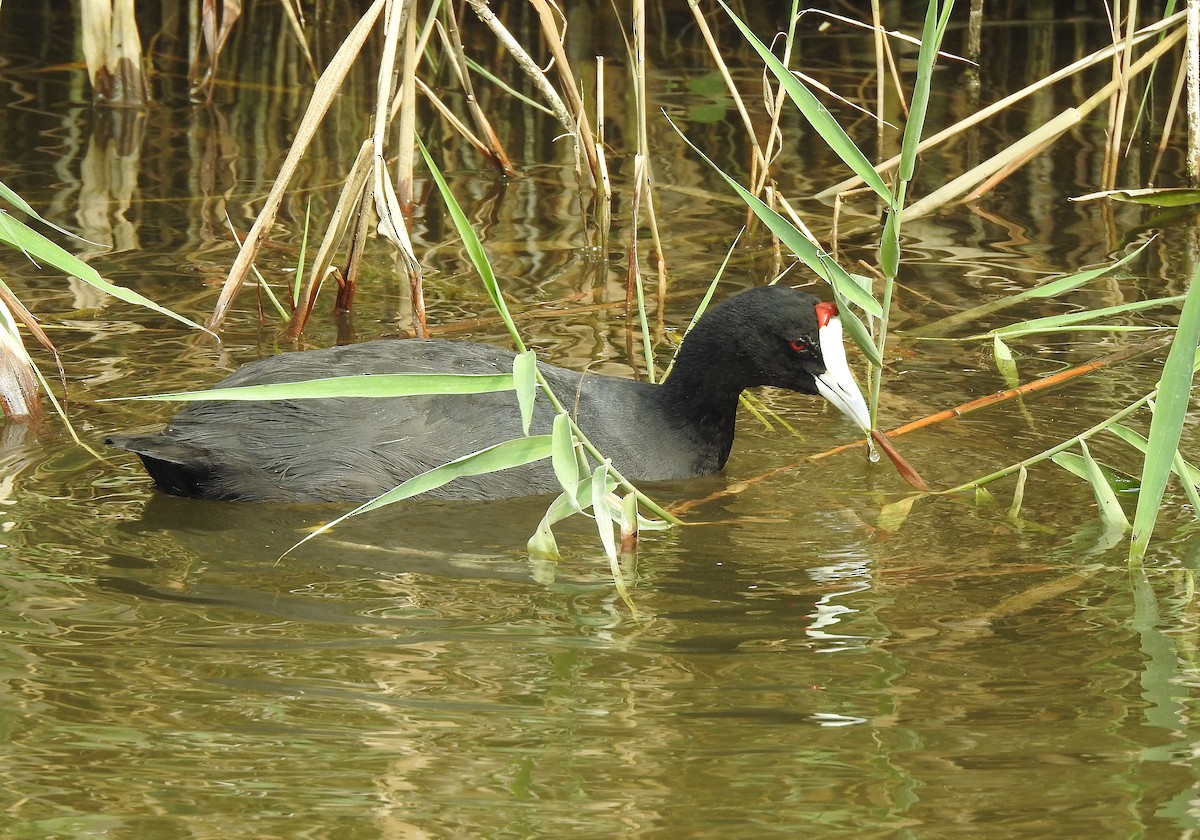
left=654, top=324, right=750, bottom=471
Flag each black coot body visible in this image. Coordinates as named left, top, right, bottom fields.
left=107, top=286, right=869, bottom=502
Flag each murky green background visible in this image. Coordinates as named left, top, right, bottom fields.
left=0, top=2, right=1197, bottom=837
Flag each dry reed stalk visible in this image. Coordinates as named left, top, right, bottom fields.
left=966, top=0, right=982, bottom=63
left=395, top=1, right=419, bottom=210
left=371, top=0, right=425, bottom=337
left=415, top=79, right=492, bottom=156
left=464, top=0, right=587, bottom=183
left=212, top=0, right=387, bottom=331
left=818, top=11, right=1187, bottom=198
left=801, top=8, right=911, bottom=124
left=871, top=0, right=888, bottom=158
left=1189, top=0, right=1200, bottom=184
left=799, top=7, right=972, bottom=62
left=762, top=185, right=783, bottom=277
left=528, top=0, right=599, bottom=186
left=0, top=287, right=54, bottom=361
left=752, top=7, right=802, bottom=199
left=1148, top=51, right=1188, bottom=182
left=192, top=0, right=242, bottom=103
left=0, top=271, right=73, bottom=420
left=278, top=0, right=318, bottom=78
left=441, top=1, right=516, bottom=176
left=961, top=132, right=1064, bottom=202
left=625, top=152, right=645, bottom=371
left=1101, top=0, right=1140, bottom=190
left=631, top=0, right=667, bottom=307
left=685, top=1, right=768, bottom=180
left=0, top=325, right=41, bottom=418
left=390, top=4, right=439, bottom=120
left=81, top=0, right=149, bottom=106
left=594, top=56, right=612, bottom=252
left=900, top=24, right=1185, bottom=221
left=335, top=188, right=373, bottom=318
left=285, top=140, right=375, bottom=339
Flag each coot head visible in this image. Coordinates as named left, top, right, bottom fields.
left=667, top=285, right=870, bottom=431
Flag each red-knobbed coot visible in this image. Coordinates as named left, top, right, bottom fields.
left=107, top=286, right=871, bottom=502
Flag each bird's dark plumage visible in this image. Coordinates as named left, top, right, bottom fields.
left=107, top=286, right=866, bottom=502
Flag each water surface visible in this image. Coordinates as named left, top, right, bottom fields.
left=0, top=3, right=1197, bottom=838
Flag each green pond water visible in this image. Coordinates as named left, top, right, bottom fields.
left=0, top=2, right=1197, bottom=837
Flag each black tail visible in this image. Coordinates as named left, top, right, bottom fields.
left=106, top=434, right=217, bottom=498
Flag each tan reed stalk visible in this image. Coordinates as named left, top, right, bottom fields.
left=901, top=24, right=1185, bottom=221
left=528, top=0, right=599, bottom=187
left=1189, top=0, right=1200, bottom=184
left=1147, top=48, right=1187, bottom=182
left=751, top=1, right=801, bottom=199
left=594, top=56, right=612, bottom=253
left=441, top=0, right=516, bottom=176
left=284, top=143, right=373, bottom=340
left=818, top=11, right=1186, bottom=198
left=415, top=79, right=492, bottom=156
left=1102, top=0, right=1140, bottom=190
left=464, top=0, right=587, bottom=184
left=81, top=0, right=149, bottom=106
left=371, top=0, right=425, bottom=337
left=395, top=1, right=419, bottom=210
left=212, top=0, right=387, bottom=331
left=871, top=0, right=888, bottom=160
left=631, top=0, right=667, bottom=316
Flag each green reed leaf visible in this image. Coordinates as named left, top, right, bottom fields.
left=115, top=373, right=516, bottom=402
left=0, top=211, right=209, bottom=335
left=288, top=435, right=554, bottom=557
left=1132, top=265, right=1200, bottom=560
left=551, top=412, right=580, bottom=509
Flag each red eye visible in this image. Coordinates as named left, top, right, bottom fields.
left=789, top=339, right=809, bottom=353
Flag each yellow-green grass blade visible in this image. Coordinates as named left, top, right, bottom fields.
left=551, top=412, right=580, bottom=509
left=983, top=295, right=1184, bottom=340
left=0, top=179, right=88, bottom=241
left=417, top=137, right=524, bottom=352
left=113, top=373, right=517, bottom=402
left=513, top=350, right=537, bottom=434
left=591, top=461, right=617, bottom=564
left=1131, top=264, right=1200, bottom=560
left=287, top=435, right=554, bottom=556
left=0, top=211, right=210, bottom=335
left=1081, top=441, right=1131, bottom=531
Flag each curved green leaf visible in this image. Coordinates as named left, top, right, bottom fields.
left=1132, top=263, right=1200, bottom=561
left=417, top=138, right=525, bottom=352
left=112, top=372, right=517, bottom=402
left=551, top=412, right=580, bottom=509
left=0, top=211, right=209, bottom=335
left=287, top=435, right=554, bottom=557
